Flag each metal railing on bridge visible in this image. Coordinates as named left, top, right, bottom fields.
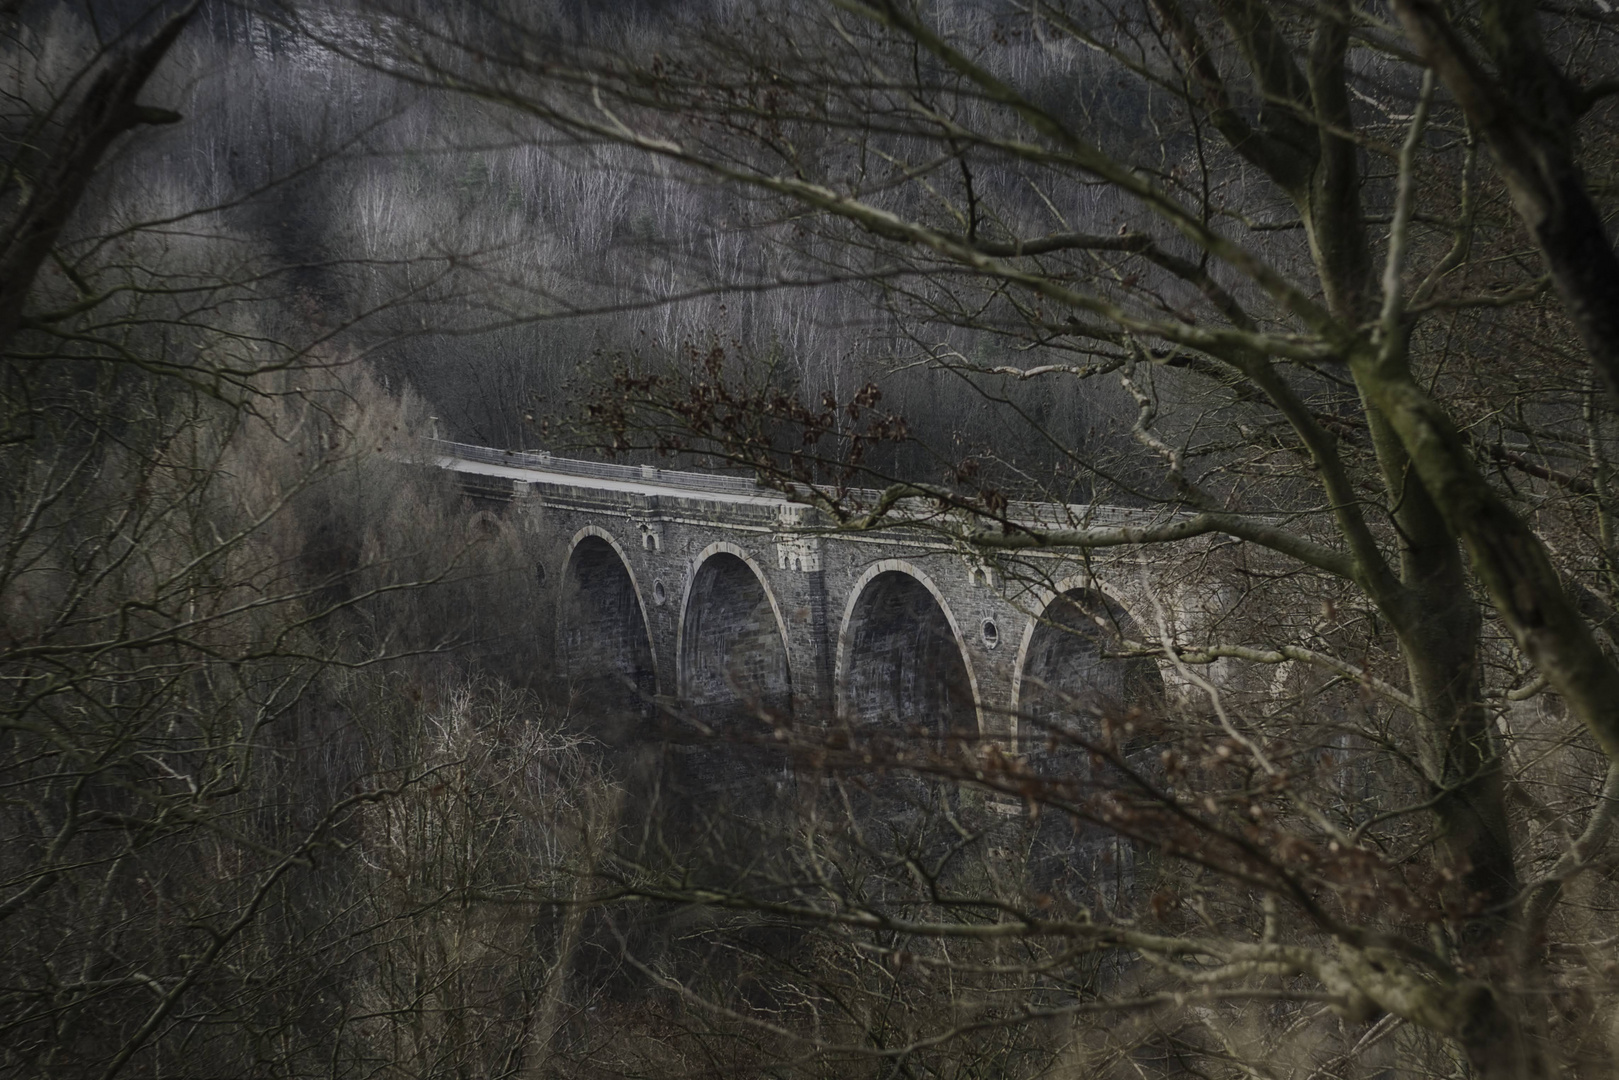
left=426, top=438, right=1176, bottom=531
left=426, top=439, right=769, bottom=498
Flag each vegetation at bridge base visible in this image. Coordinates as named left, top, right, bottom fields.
left=14, top=0, right=1619, bottom=1078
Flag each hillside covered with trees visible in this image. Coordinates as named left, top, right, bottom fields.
left=9, top=1, right=1619, bottom=1077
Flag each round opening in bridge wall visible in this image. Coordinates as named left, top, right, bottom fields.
left=535, top=563, right=547, bottom=585
left=653, top=580, right=667, bottom=606
left=981, top=619, right=1000, bottom=648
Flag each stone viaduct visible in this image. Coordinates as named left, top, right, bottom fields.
left=432, top=440, right=1215, bottom=743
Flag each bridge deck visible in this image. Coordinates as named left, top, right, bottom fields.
left=428, top=439, right=782, bottom=503
left=425, top=438, right=1170, bottom=531
left=431, top=452, right=789, bottom=507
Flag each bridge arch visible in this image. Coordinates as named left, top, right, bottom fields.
left=1009, top=576, right=1163, bottom=745
left=677, top=542, right=793, bottom=724
left=836, top=560, right=982, bottom=737
left=466, top=508, right=512, bottom=541
left=558, top=527, right=658, bottom=723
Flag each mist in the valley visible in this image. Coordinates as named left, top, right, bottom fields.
left=25, top=0, right=1159, bottom=498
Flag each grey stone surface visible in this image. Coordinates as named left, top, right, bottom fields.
left=433, top=442, right=1212, bottom=743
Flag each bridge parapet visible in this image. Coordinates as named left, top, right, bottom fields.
left=428, top=438, right=1184, bottom=537
left=427, top=438, right=770, bottom=498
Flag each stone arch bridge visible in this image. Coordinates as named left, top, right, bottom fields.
left=432, top=440, right=1216, bottom=743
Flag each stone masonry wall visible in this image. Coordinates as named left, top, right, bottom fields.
left=452, top=463, right=1217, bottom=746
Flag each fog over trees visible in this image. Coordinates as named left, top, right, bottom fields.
left=14, top=0, right=1096, bottom=470
left=10, top=0, right=1619, bottom=1078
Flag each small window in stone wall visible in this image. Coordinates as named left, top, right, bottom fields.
left=653, top=580, right=667, bottom=606
left=981, top=619, right=1000, bottom=648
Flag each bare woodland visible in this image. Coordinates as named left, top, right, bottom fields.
left=10, top=0, right=1619, bottom=1077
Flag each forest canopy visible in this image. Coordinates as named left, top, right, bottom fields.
left=10, top=1, right=1619, bottom=1078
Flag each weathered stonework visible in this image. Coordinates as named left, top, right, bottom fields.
left=435, top=442, right=1213, bottom=744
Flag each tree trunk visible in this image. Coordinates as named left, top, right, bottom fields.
left=0, top=4, right=194, bottom=358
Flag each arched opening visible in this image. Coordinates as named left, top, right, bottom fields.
left=1014, top=588, right=1163, bottom=908
left=560, top=534, right=656, bottom=729
left=679, top=551, right=791, bottom=726
left=1015, top=588, right=1162, bottom=742
left=841, top=569, right=978, bottom=738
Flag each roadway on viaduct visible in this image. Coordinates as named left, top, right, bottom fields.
left=431, top=440, right=1218, bottom=744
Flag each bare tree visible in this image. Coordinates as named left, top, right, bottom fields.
left=335, top=1, right=1619, bottom=1075
left=0, top=8, right=617, bottom=1077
